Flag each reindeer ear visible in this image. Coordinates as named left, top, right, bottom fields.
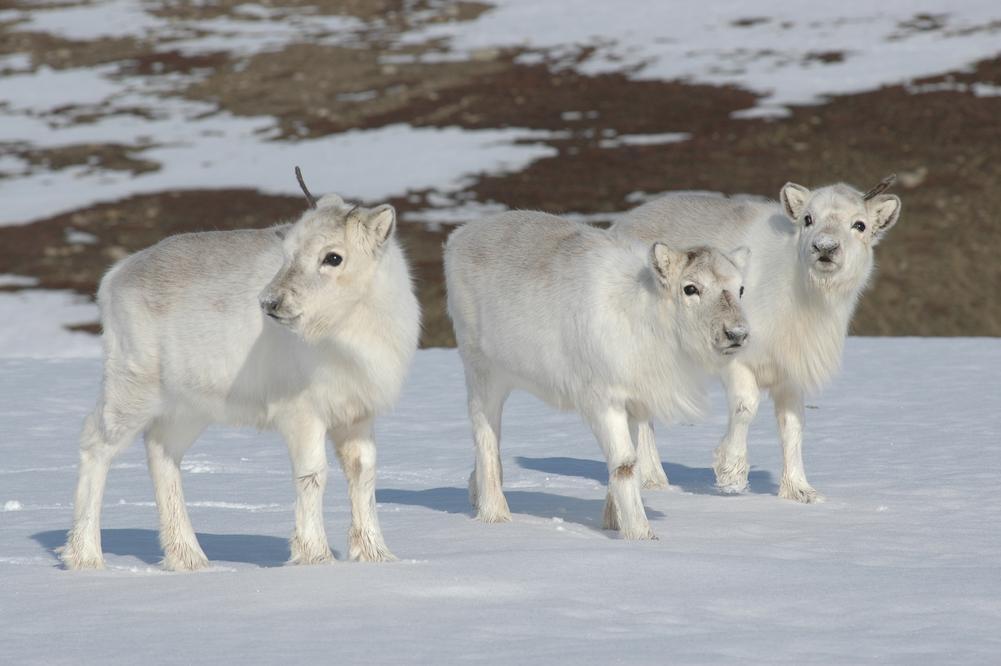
left=362, top=204, right=396, bottom=248
left=780, top=182, right=810, bottom=220
left=867, top=194, right=901, bottom=240
left=728, top=246, right=751, bottom=274
left=649, top=242, right=684, bottom=287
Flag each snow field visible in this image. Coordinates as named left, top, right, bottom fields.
left=2, top=339, right=1000, bottom=662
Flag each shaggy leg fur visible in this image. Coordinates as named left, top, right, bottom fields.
left=283, top=418, right=333, bottom=565
left=773, top=384, right=822, bottom=503
left=334, top=419, right=395, bottom=562
left=714, top=362, right=759, bottom=494
left=464, top=365, right=512, bottom=523
left=602, top=490, right=619, bottom=531
left=62, top=376, right=158, bottom=570
left=633, top=419, right=669, bottom=489
left=589, top=407, right=656, bottom=540
left=145, top=415, right=209, bottom=571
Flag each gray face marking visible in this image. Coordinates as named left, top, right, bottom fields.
left=676, top=247, right=749, bottom=359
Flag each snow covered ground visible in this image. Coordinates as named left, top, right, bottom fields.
left=2, top=339, right=1000, bottom=663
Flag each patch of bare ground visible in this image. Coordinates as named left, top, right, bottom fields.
left=4, top=143, right=159, bottom=177
left=0, top=30, right=147, bottom=70
left=180, top=41, right=756, bottom=138
left=181, top=43, right=513, bottom=138
left=146, top=0, right=490, bottom=24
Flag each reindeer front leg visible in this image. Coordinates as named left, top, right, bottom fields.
left=587, top=406, right=656, bottom=540
left=773, top=382, right=821, bottom=503
left=714, top=361, right=760, bottom=493
left=332, top=419, right=395, bottom=562
left=281, top=417, right=333, bottom=565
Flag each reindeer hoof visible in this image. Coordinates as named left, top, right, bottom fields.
left=163, top=548, right=210, bottom=572
left=349, top=529, right=396, bottom=562
left=289, top=535, right=334, bottom=565
left=779, top=481, right=823, bottom=504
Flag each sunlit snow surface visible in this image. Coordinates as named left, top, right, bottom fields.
left=2, top=340, right=1000, bottom=662
left=0, top=290, right=100, bottom=358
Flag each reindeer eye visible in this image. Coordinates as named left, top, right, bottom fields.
left=322, top=252, right=343, bottom=267
left=683, top=285, right=699, bottom=296
left=804, top=214, right=814, bottom=227
left=852, top=221, right=866, bottom=232
left=739, top=286, right=744, bottom=298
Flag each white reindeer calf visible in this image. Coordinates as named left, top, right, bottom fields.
left=445, top=211, right=750, bottom=539
left=612, top=176, right=901, bottom=502
left=62, top=170, right=420, bottom=571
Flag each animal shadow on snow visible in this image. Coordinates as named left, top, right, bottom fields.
left=376, top=487, right=663, bottom=534
left=32, top=529, right=298, bottom=568
left=514, top=456, right=778, bottom=495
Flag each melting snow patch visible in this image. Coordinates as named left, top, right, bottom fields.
left=9, top=0, right=167, bottom=42
left=599, top=132, right=691, bottom=148
left=0, top=275, right=40, bottom=288
left=0, top=291, right=100, bottom=358
left=0, top=65, right=122, bottom=114
left=165, top=12, right=362, bottom=56
left=5, top=0, right=361, bottom=53
left=403, top=200, right=509, bottom=226
left=64, top=229, right=98, bottom=245
left=0, top=53, right=32, bottom=74
left=906, top=80, right=1001, bottom=97
left=404, top=0, right=1001, bottom=111
left=0, top=117, right=558, bottom=226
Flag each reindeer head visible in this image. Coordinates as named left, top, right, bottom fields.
left=650, top=243, right=751, bottom=366
left=780, top=175, right=901, bottom=293
left=259, top=167, right=398, bottom=341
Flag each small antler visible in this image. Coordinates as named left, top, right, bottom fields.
left=294, top=166, right=317, bottom=209
left=863, top=173, right=897, bottom=201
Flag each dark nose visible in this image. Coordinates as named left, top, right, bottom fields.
left=725, top=324, right=748, bottom=346
left=260, top=294, right=283, bottom=317
left=812, top=237, right=840, bottom=256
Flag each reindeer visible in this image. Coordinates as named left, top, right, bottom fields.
left=445, top=210, right=750, bottom=538
left=61, top=168, right=420, bottom=570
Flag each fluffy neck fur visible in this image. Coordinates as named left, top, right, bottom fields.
left=749, top=214, right=872, bottom=392
left=595, top=248, right=709, bottom=422
left=310, top=240, right=420, bottom=413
